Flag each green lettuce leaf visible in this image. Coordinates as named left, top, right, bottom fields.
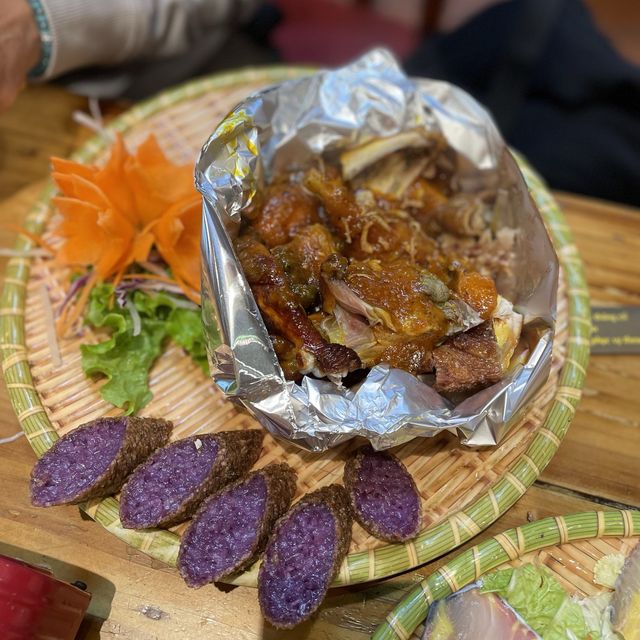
left=594, top=554, right=626, bottom=589
left=165, top=307, right=208, bottom=373
left=481, top=567, right=514, bottom=593
left=80, top=284, right=207, bottom=414
left=131, top=290, right=208, bottom=372
left=545, top=597, right=590, bottom=640
left=481, top=563, right=591, bottom=639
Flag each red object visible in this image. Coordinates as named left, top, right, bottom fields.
left=0, top=555, right=91, bottom=640
left=272, top=0, right=419, bottom=66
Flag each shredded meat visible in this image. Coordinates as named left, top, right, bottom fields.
left=235, top=140, right=518, bottom=394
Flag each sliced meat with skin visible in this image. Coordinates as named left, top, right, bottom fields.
left=258, top=485, right=353, bottom=629
left=178, top=463, right=297, bottom=587
left=235, top=235, right=361, bottom=378
left=321, top=254, right=449, bottom=337
left=303, top=167, right=363, bottom=242
left=432, top=321, right=503, bottom=394
left=119, top=430, right=263, bottom=529
left=305, top=168, right=440, bottom=265
left=344, top=445, right=421, bottom=542
left=453, top=270, right=497, bottom=320
left=31, top=416, right=172, bottom=507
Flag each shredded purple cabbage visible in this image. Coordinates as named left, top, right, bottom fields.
left=58, top=273, right=90, bottom=316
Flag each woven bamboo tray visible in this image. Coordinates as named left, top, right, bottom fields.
left=0, top=67, right=590, bottom=588
left=374, top=509, right=640, bottom=639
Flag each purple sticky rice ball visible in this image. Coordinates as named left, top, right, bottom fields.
left=31, top=418, right=127, bottom=507
left=259, top=503, right=336, bottom=626
left=179, top=473, right=267, bottom=586
left=119, top=437, right=219, bottom=529
left=345, top=446, right=421, bottom=542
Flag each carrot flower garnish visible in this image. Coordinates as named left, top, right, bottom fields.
left=152, top=197, right=202, bottom=302
left=50, top=134, right=202, bottom=332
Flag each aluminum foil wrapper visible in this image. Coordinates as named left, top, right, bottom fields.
left=196, top=49, right=558, bottom=451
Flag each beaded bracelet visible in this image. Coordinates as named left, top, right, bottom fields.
left=26, top=0, right=53, bottom=78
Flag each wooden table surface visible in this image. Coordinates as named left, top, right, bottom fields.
left=0, top=86, right=639, bottom=640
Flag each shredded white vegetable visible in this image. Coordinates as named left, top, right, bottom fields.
left=72, top=99, right=114, bottom=144
left=167, top=296, right=199, bottom=310
left=125, top=299, right=142, bottom=337
left=0, top=248, right=51, bottom=258
left=88, top=97, right=103, bottom=125
left=138, top=260, right=170, bottom=278
left=0, top=431, right=24, bottom=445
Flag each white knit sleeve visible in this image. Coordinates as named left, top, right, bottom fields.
left=39, top=0, right=259, bottom=79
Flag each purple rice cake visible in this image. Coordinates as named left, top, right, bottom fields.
left=258, top=484, right=353, bottom=628
left=178, top=462, right=297, bottom=587
left=30, top=416, right=172, bottom=507
left=119, top=429, right=263, bottom=529
left=344, top=445, right=422, bottom=542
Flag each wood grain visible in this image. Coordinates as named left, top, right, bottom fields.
left=540, top=193, right=640, bottom=507
left=0, top=85, right=129, bottom=200
left=0, top=86, right=86, bottom=199
left=0, top=89, right=639, bottom=639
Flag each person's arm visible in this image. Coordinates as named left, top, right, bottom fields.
left=0, top=0, right=258, bottom=110
left=0, top=0, right=41, bottom=111
left=36, top=0, right=259, bottom=79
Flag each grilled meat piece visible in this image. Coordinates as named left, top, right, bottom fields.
left=322, top=255, right=449, bottom=337
left=432, top=321, right=503, bottom=394
left=272, top=224, right=338, bottom=309
left=270, top=335, right=302, bottom=381
left=314, top=308, right=435, bottom=375
left=235, top=143, right=519, bottom=391
left=235, top=236, right=361, bottom=378
left=319, top=255, right=487, bottom=375
left=304, top=168, right=440, bottom=266
left=453, top=270, right=498, bottom=320
left=246, top=182, right=320, bottom=248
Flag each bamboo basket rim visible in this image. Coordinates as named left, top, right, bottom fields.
left=0, top=66, right=591, bottom=588
left=373, top=509, right=640, bottom=640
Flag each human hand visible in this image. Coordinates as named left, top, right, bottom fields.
left=0, top=0, right=41, bottom=112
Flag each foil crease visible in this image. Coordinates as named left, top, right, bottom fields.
left=196, top=49, right=559, bottom=451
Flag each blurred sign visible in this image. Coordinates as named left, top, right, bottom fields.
left=591, top=306, right=640, bottom=354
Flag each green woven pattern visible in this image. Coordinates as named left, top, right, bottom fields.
left=373, top=509, right=639, bottom=640
left=0, top=68, right=590, bottom=588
